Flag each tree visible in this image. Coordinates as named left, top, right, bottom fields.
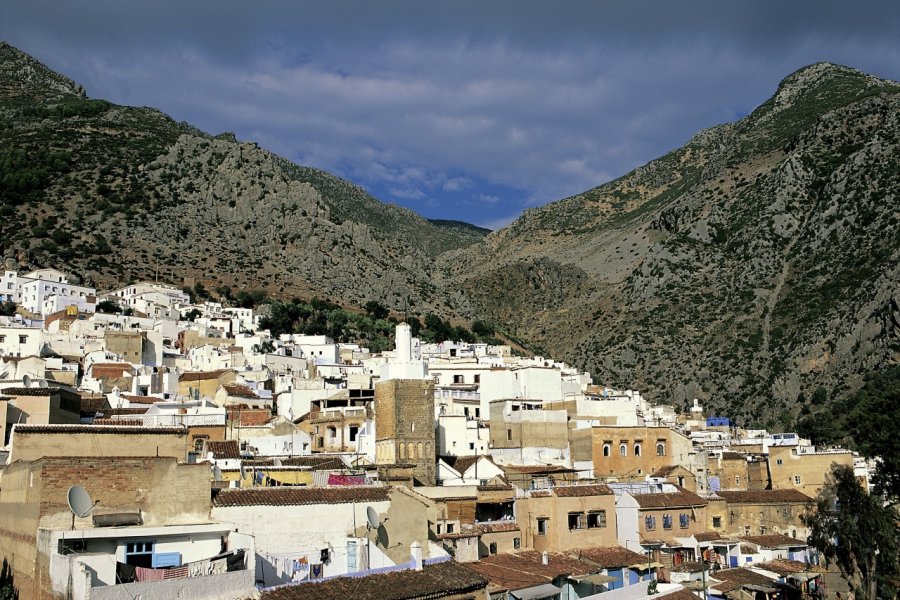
left=845, top=366, right=900, bottom=501
left=96, top=299, right=122, bottom=314
left=0, top=301, right=16, bottom=317
left=0, top=557, right=17, bottom=600
left=803, top=465, right=899, bottom=600
left=364, top=300, right=389, bottom=320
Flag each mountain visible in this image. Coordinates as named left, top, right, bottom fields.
left=0, top=42, right=487, bottom=312
left=3, top=42, right=898, bottom=427
left=440, top=62, right=900, bottom=427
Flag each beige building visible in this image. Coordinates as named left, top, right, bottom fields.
left=0, top=456, right=247, bottom=600
left=517, top=484, right=618, bottom=553
left=178, top=368, right=236, bottom=399
left=592, top=425, right=694, bottom=481
left=488, top=399, right=569, bottom=451
left=708, top=451, right=770, bottom=491
left=104, top=330, right=143, bottom=364
left=768, top=445, right=854, bottom=498
left=375, top=379, right=436, bottom=485
left=2, top=386, right=81, bottom=444
left=708, top=489, right=813, bottom=540
left=8, top=424, right=192, bottom=463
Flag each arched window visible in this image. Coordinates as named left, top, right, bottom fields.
left=425, top=442, right=432, bottom=458
left=603, top=444, right=611, bottom=457
left=634, top=443, right=641, bottom=457
left=399, top=443, right=406, bottom=460
left=619, top=444, right=627, bottom=456
left=657, top=443, right=666, bottom=456
left=418, top=442, right=424, bottom=459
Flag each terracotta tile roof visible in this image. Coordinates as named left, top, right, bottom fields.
left=96, top=407, right=150, bottom=416
left=206, top=440, right=240, bottom=459
left=93, top=418, right=143, bottom=426
left=467, top=551, right=595, bottom=591
left=694, top=532, right=722, bottom=542
left=505, top=464, right=576, bottom=474
left=261, top=560, right=487, bottom=600
left=553, top=484, right=612, bottom=497
left=633, top=486, right=707, bottom=509
left=80, top=396, right=110, bottom=413
left=658, top=589, right=702, bottom=600
left=651, top=465, right=682, bottom=477
left=715, top=490, right=813, bottom=503
left=223, top=383, right=259, bottom=399
left=720, top=451, right=747, bottom=460
left=711, top=567, right=777, bottom=592
left=180, top=369, right=231, bottom=382
left=475, top=521, right=520, bottom=534
left=121, top=394, right=163, bottom=405
left=226, top=408, right=273, bottom=426
left=569, top=546, right=649, bottom=569
left=670, top=561, right=704, bottom=573
left=90, top=363, right=134, bottom=378
left=13, top=424, right=184, bottom=434
left=1, top=387, right=53, bottom=396
left=741, top=534, right=807, bottom=548
left=753, top=559, right=812, bottom=576
left=212, top=486, right=390, bottom=507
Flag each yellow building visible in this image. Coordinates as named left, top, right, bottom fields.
left=768, top=445, right=854, bottom=498
left=517, top=484, right=619, bottom=553
left=592, top=425, right=694, bottom=481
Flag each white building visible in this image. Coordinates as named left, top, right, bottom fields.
left=379, top=323, right=428, bottom=381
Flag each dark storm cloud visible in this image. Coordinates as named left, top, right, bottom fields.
left=2, top=1, right=899, bottom=227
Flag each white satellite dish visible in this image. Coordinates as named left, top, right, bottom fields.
left=240, top=463, right=249, bottom=480
left=273, top=457, right=283, bottom=467
left=366, top=506, right=381, bottom=530
left=22, top=374, right=31, bottom=388
left=67, top=485, right=96, bottom=518
left=212, top=466, right=223, bottom=481
left=38, top=379, right=48, bottom=388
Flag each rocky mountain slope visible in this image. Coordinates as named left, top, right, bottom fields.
left=0, top=42, right=487, bottom=312
left=440, top=62, right=900, bottom=426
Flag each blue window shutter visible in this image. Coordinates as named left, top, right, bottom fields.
left=152, top=552, right=182, bottom=568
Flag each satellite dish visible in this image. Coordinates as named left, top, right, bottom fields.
left=22, top=374, right=31, bottom=388
left=375, top=523, right=389, bottom=547
left=67, top=485, right=95, bottom=518
left=273, top=457, right=283, bottom=467
left=212, top=466, right=223, bottom=481
left=240, top=464, right=249, bottom=480
left=38, top=380, right=48, bottom=388
left=366, top=506, right=381, bottom=530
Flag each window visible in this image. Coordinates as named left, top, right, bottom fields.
left=656, top=443, right=666, bottom=456
left=489, top=542, right=498, bottom=554
left=349, top=426, right=359, bottom=442
left=507, top=429, right=512, bottom=441
left=18, top=335, right=27, bottom=344
left=776, top=458, right=783, bottom=465
left=603, top=443, right=611, bottom=457
left=663, top=514, right=673, bottom=529
left=453, top=374, right=464, bottom=384
left=537, top=518, right=549, bottom=535
left=513, top=537, right=521, bottom=549
left=569, top=512, right=586, bottom=530
left=124, top=541, right=155, bottom=568
left=436, top=524, right=442, bottom=534
left=0, top=335, right=5, bottom=343
left=446, top=523, right=454, bottom=533
left=712, top=516, right=722, bottom=528
left=619, top=444, right=627, bottom=456
left=474, top=375, right=480, bottom=384
left=735, top=475, right=741, bottom=485
left=645, top=516, right=656, bottom=530
left=634, top=443, right=641, bottom=457
left=588, top=511, right=607, bottom=528
left=679, top=513, right=690, bottom=528
left=794, top=475, right=801, bottom=485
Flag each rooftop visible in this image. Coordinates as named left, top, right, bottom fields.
left=633, top=487, right=708, bottom=509
left=715, top=489, right=813, bottom=503
left=260, top=560, right=487, bottom=600
left=212, top=486, right=390, bottom=507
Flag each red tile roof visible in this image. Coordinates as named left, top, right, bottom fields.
left=754, top=559, right=813, bottom=576
left=715, top=490, right=813, bottom=503
left=206, top=440, right=240, bottom=459
left=633, top=487, right=707, bottom=509
left=180, top=369, right=231, bottom=382
left=212, top=486, right=390, bottom=507
left=710, top=567, right=777, bottom=592
left=505, top=465, right=576, bottom=474
left=553, top=484, right=613, bottom=497
left=261, top=560, right=487, bottom=600
left=569, top=546, right=649, bottom=569
left=1, top=387, right=53, bottom=396
left=90, top=363, right=134, bottom=378
left=694, top=532, right=722, bottom=542
left=13, top=424, right=184, bottom=435
left=223, top=383, right=259, bottom=399
left=467, top=551, right=595, bottom=591
left=121, top=394, right=163, bottom=404
left=475, top=521, right=520, bottom=534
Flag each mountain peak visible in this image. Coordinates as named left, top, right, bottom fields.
left=0, top=42, right=85, bottom=100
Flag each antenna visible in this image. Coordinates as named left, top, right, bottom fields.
left=66, top=485, right=97, bottom=518
left=22, top=374, right=31, bottom=388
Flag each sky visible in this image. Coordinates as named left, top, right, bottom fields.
left=2, top=2, right=899, bottom=229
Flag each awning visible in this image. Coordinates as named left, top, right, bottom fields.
left=511, top=583, right=562, bottom=600
left=569, top=573, right=617, bottom=584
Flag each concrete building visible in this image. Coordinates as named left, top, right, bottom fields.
left=708, top=489, right=814, bottom=540
left=0, top=323, right=43, bottom=358
left=488, top=399, right=569, bottom=466
left=374, top=378, right=437, bottom=485
left=591, top=425, right=694, bottom=482
left=767, top=444, right=854, bottom=498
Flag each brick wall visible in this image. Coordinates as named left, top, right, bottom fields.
left=375, top=379, right=436, bottom=485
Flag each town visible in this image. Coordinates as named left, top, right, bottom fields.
left=0, top=268, right=875, bottom=600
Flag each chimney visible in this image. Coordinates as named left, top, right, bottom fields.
left=410, top=541, right=423, bottom=571
left=542, top=551, right=549, bottom=565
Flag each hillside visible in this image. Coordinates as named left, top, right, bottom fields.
left=441, top=62, right=900, bottom=427
left=0, top=42, right=487, bottom=313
